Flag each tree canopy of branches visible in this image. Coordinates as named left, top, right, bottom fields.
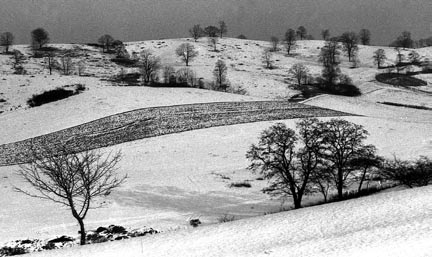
left=284, top=29, right=296, bottom=55
left=189, top=24, right=204, bottom=42
left=175, top=43, right=198, bottom=66
left=340, top=32, right=359, bottom=62
left=16, top=145, right=126, bottom=245
left=319, top=38, right=341, bottom=87
left=359, top=29, right=371, bottom=45
left=98, top=34, right=115, bottom=53
left=373, top=49, right=387, bottom=69
left=213, top=59, right=228, bottom=90
left=139, top=49, right=161, bottom=84
left=288, top=63, right=309, bottom=86
left=247, top=119, right=325, bottom=209
left=31, top=28, right=50, bottom=49
left=270, top=36, right=279, bottom=52
left=321, top=29, right=330, bottom=41
left=391, top=31, right=414, bottom=48
left=320, top=119, right=372, bottom=200
left=219, top=21, right=227, bottom=38
left=262, top=48, right=273, bottom=69
left=0, top=32, right=14, bottom=53
left=204, top=26, right=220, bottom=37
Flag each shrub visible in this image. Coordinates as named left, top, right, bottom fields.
left=229, top=181, right=252, bottom=188
left=111, top=58, right=139, bottom=67
left=376, top=73, right=427, bottom=87
left=379, top=156, right=432, bottom=188
left=27, top=86, right=84, bottom=107
left=0, top=98, right=6, bottom=103
left=0, top=246, right=27, bottom=256
left=218, top=214, right=235, bottom=223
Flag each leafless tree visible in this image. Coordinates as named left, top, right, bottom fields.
left=321, top=29, right=330, bottom=41
left=139, top=49, right=161, bottom=84
left=296, top=26, right=307, bottom=40
left=176, top=67, right=196, bottom=86
left=77, top=60, right=86, bottom=76
left=288, top=63, right=309, bottom=86
left=31, top=28, right=50, bottom=49
left=219, top=21, right=227, bottom=38
left=262, top=48, right=274, bottom=69
left=45, top=52, right=57, bottom=75
left=340, top=32, right=359, bottom=62
left=319, top=38, right=341, bottom=87
left=0, top=32, right=14, bottom=53
left=373, top=49, right=386, bottom=69
left=208, top=37, right=219, bottom=51
left=349, top=145, right=382, bottom=192
left=390, top=31, right=414, bottom=49
left=204, top=26, right=220, bottom=37
left=320, top=119, right=372, bottom=200
left=247, top=119, right=324, bottom=209
left=15, top=145, right=126, bottom=245
left=189, top=24, right=203, bottom=42
left=359, top=29, right=371, bottom=45
left=162, top=65, right=175, bottom=84
left=213, top=59, right=228, bottom=90
left=60, top=53, right=74, bottom=75
left=98, top=34, right=114, bottom=53
left=270, top=36, right=279, bottom=52
left=284, top=29, right=296, bottom=55
left=175, top=43, right=198, bottom=66
left=12, top=50, right=25, bottom=69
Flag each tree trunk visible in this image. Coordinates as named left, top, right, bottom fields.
left=337, top=167, right=344, bottom=200
left=77, top=217, right=86, bottom=245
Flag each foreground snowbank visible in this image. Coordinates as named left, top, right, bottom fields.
left=30, top=186, right=432, bottom=257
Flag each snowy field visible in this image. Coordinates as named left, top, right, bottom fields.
left=0, top=38, right=431, bottom=255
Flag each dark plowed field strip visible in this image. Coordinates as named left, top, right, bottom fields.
left=0, top=101, right=352, bottom=166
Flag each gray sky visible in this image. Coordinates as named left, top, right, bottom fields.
left=1, top=0, right=431, bottom=45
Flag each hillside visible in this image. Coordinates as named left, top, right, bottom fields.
left=29, top=185, right=432, bottom=257
left=0, top=38, right=431, bottom=254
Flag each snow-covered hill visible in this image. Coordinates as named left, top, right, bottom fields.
left=0, top=38, right=431, bottom=255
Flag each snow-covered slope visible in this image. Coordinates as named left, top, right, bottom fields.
left=29, top=186, right=432, bottom=257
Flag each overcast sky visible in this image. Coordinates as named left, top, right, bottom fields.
left=1, top=0, right=431, bottom=45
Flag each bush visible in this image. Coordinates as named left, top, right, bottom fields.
left=229, top=181, right=252, bottom=188
left=27, top=87, right=83, bottom=107
left=218, top=214, right=235, bottom=223
left=379, top=156, right=432, bottom=188
left=0, top=246, right=27, bottom=256
left=111, top=58, right=139, bottom=67
left=376, top=73, right=427, bottom=87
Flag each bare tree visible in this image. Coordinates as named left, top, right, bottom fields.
left=284, top=29, right=296, bottom=55
left=175, top=43, right=198, bottom=66
left=208, top=37, right=219, bottom=51
left=321, top=29, right=330, bottom=41
left=296, top=26, right=307, bottom=40
left=12, top=50, right=25, bottom=69
left=319, top=38, right=341, bottom=87
left=204, top=26, right=220, bottom=37
left=0, top=32, right=14, bottom=53
left=359, top=29, right=371, bottom=45
left=98, top=34, right=115, bottom=53
left=219, top=21, right=228, bottom=38
left=189, top=24, right=203, bottom=42
left=262, top=48, right=273, bottom=69
left=139, top=49, right=161, bottom=84
left=349, top=145, right=382, bottom=192
left=176, top=67, right=196, bottom=86
left=394, top=47, right=404, bottom=73
left=247, top=119, right=324, bottom=209
left=45, top=52, right=57, bottom=75
left=320, top=119, right=372, bottom=200
left=15, top=145, right=126, bottom=245
left=373, top=49, right=386, bottom=69
left=162, top=65, right=175, bottom=84
left=31, top=28, right=50, bottom=49
left=60, top=53, right=74, bottom=75
left=340, top=32, right=359, bottom=62
left=288, top=63, right=309, bottom=86
left=77, top=60, right=86, bottom=76
left=270, top=36, right=279, bottom=52
left=213, top=59, right=228, bottom=90
left=391, top=31, right=414, bottom=49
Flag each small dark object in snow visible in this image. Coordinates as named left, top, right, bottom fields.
left=190, top=219, right=201, bottom=227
